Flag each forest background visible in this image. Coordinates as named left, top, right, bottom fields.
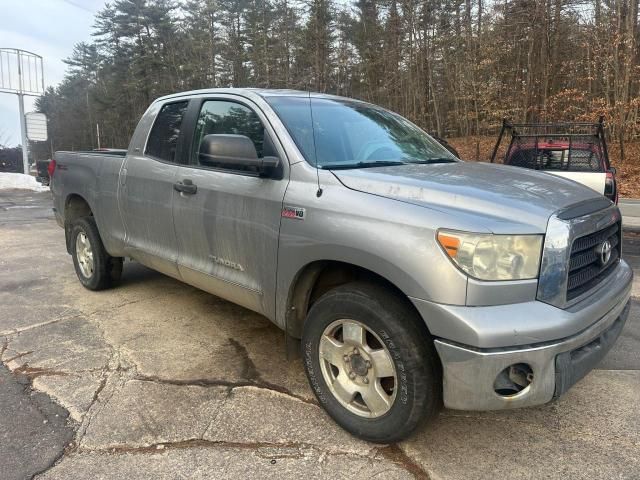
left=14, top=0, right=640, bottom=194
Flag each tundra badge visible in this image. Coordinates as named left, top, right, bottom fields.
left=209, top=255, right=245, bottom=272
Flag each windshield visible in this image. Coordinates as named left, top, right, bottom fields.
left=265, top=96, right=458, bottom=169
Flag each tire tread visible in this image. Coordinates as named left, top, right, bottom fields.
left=302, top=281, right=441, bottom=443
left=70, top=216, right=122, bottom=291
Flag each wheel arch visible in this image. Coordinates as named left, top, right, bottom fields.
left=283, top=259, right=427, bottom=340
left=64, top=194, right=94, bottom=253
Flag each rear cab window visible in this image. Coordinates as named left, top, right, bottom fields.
left=145, top=101, right=189, bottom=162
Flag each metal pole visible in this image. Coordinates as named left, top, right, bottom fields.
left=96, top=123, right=101, bottom=149
left=16, top=50, right=29, bottom=174
left=18, top=92, right=29, bottom=174
left=490, top=118, right=508, bottom=163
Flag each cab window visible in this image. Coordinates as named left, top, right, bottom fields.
left=145, top=101, right=188, bottom=162
left=192, top=100, right=271, bottom=167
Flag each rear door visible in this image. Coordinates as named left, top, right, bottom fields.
left=172, top=96, right=288, bottom=317
left=119, top=100, right=189, bottom=278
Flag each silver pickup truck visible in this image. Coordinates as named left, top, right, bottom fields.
left=51, top=89, right=632, bottom=443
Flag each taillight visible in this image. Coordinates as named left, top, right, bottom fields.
left=604, top=171, right=617, bottom=203
left=47, top=159, right=56, bottom=177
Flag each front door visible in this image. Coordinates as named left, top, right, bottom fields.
left=119, top=100, right=189, bottom=278
left=172, top=97, right=288, bottom=317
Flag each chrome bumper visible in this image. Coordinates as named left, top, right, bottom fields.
left=435, top=294, right=631, bottom=411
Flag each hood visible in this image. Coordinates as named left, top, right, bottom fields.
left=332, top=161, right=603, bottom=233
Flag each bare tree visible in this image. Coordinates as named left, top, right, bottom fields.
left=35, top=0, right=640, bottom=152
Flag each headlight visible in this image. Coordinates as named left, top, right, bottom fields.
left=437, top=230, right=543, bottom=281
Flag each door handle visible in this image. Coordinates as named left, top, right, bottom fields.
left=174, top=179, right=197, bottom=195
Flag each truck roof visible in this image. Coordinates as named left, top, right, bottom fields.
left=154, top=88, right=358, bottom=104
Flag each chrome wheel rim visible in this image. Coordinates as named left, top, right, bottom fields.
left=318, top=319, right=397, bottom=418
left=75, top=231, right=94, bottom=278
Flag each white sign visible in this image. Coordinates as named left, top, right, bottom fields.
left=26, top=112, right=47, bottom=141
left=0, top=48, right=45, bottom=95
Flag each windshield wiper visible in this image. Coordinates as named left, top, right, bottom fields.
left=404, top=157, right=457, bottom=164
left=321, top=160, right=408, bottom=170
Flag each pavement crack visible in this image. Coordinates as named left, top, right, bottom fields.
left=90, top=373, right=109, bottom=409
left=3, top=350, right=34, bottom=364
left=246, top=379, right=317, bottom=405
left=0, top=337, right=7, bottom=359
left=79, top=439, right=310, bottom=455
left=28, top=448, right=67, bottom=480
left=78, top=439, right=376, bottom=460
left=0, top=313, right=79, bottom=337
left=202, top=387, right=233, bottom=439
left=13, top=365, right=70, bottom=379
left=131, top=374, right=317, bottom=406
left=377, top=444, right=431, bottom=479
left=75, top=350, right=130, bottom=448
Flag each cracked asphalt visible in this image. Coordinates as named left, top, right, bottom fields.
left=1, top=189, right=639, bottom=479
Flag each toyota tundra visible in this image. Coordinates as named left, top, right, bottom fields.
left=50, top=89, right=632, bottom=443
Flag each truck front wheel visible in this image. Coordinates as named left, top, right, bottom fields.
left=302, top=282, right=441, bottom=443
left=70, top=216, right=123, bottom=290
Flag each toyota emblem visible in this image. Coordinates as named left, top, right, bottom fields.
left=596, top=240, right=612, bottom=266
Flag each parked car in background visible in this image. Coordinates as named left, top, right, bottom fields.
left=0, top=146, right=25, bottom=174
left=50, top=89, right=631, bottom=443
left=491, top=118, right=618, bottom=203
left=35, top=159, right=52, bottom=186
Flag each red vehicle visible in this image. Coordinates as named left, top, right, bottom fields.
left=491, top=118, right=618, bottom=203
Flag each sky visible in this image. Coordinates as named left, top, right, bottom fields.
left=0, top=0, right=107, bottom=146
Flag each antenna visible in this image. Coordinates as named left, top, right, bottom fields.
left=307, top=90, right=323, bottom=197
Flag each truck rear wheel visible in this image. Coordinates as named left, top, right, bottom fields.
left=70, top=216, right=122, bottom=290
left=301, top=282, right=441, bottom=443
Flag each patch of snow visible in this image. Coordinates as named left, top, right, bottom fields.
left=0, top=173, right=49, bottom=192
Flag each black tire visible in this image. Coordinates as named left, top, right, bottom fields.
left=70, top=216, right=123, bottom=291
left=302, top=282, right=441, bottom=443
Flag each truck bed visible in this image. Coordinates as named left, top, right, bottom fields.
left=51, top=150, right=128, bottom=257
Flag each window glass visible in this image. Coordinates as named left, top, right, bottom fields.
left=145, top=101, right=188, bottom=162
left=266, top=96, right=456, bottom=168
left=192, top=100, right=266, bottom=166
left=261, top=97, right=316, bottom=165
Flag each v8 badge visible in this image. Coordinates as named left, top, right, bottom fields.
left=282, top=206, right=305, bottom=220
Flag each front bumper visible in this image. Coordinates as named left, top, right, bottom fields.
left=411, top=259, right=632, bottom=349
left=434, top=298, right=630, bottom=410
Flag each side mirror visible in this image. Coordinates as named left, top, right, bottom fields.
left=199, top=134, right=280, bottom=178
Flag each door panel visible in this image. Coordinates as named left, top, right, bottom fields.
left=172, top=98, right=288, bottom=317
left=119, top=155, right=180, bottom=278
left=118, top=99, right=189, bottom=278
left=173, top=167, right=286, bottom=315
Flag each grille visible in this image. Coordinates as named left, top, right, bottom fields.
left=567, top=222, right=620, bottom=301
